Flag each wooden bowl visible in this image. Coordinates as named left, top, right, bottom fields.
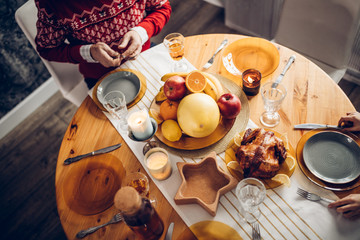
left=174, top=152, right=237, bottom=216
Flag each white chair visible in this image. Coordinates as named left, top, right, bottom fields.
left=274, top=0, right=360, bottom=83
left=15, top=0, right=88, bottom=106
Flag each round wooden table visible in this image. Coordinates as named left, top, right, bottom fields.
left=56, top=34, right=358, bottom=239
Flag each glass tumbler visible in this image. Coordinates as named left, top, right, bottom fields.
left=236, top=178, right=266, bottom=223
left=260, top=82, right=287, bottom=127
left=102, top=90, right=128, bottom=132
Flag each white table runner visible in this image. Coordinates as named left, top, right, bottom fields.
left=90, top=44, right=360, bottom=240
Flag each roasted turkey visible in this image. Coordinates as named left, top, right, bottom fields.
left=235, top=128, right=287, bottom=178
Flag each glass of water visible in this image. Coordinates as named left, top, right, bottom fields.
left=102, top=90, right=128, bottom=132
left=236, top=178, right=266, bottom=223
left=260, top=82, right=287, bottom=127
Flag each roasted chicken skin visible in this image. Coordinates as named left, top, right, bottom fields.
left=235, top=128, right=287, bottom=178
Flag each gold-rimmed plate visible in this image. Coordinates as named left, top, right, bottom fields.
left=296, top=128, right=360, bottom=191
left=221, top=37, right=280, bottom=78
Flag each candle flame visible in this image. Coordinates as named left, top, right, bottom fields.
left=247, top=76, right=254, bottom=83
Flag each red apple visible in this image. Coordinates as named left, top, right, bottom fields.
left=164, top=75, right=186, bottom=101
left=217, top=93, right=241, bottom=119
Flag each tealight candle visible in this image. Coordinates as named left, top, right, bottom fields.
left=144, top=147, right=172, bottom=180
left=242, top=69, right=262, bottom=96
left=127, top=110, right=154, bottom=141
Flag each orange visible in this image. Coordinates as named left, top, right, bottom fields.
left=160, top=100, right=179, bottom=120
left=185, top=70, right=207, bottom=93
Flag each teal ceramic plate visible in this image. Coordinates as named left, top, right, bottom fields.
left=97, top=71, right=141, bottom=105
left=303, top=131, right=360, bottom=184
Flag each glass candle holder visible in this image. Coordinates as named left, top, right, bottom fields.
left=144, top=147, right=172, bottom=180
left=127, top=109, right=154, bottom=141
left=242, top=69, right=262, bottom=96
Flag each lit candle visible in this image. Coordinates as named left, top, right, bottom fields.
left=144, top=147, right=172, bottom=180
left=242, top=69, right=262, bottom=96
left=127, top=110, right=154, bottom=140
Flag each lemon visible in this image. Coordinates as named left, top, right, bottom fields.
left=227, top=161, right=243, bottom=173
left=149, top=109, right=163, bottom=124
left=285, top=155, right=296, bottom=172
left=271, top=174, right=291, bottom=187
left=233, top=132, right=243, bottom=147
left=161, top=120, right=182, bottom=142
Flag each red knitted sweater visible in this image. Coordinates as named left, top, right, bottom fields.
left=35, top=0, right=171, bottom=80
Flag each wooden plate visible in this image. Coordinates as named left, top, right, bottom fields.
left=225, top=129, right=296, bottom=189
left=221, top=37, right=280, bottom=78
left=60, top=154, right=125, bottom=215
left=296, top=128, right=360, bottom=191
left=92, top=68, right=147, bottom=111
left=150, top=74, right=249, bottom=151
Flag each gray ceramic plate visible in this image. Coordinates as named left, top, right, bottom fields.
left=97, top=71, right=141, bottom=105
left=303, top=131, right=360, bottom=184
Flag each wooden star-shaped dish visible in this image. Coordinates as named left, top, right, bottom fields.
left=174, top=151, right=238, bottom=216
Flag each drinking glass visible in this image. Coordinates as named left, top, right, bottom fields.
left=102, top=90, right=128, bottom=132
left=163, top=33, right=188, bottom=72
left=260, top=82, right=287, bottom=127
left=236, top=178, right=266, bottom=223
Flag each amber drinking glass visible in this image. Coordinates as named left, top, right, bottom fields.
left=163, top=33, right=188, bottom=72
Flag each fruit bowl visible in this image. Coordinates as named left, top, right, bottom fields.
left=150, top=72, right=248, bottom=150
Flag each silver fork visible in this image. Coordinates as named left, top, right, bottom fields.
left=76, top=213, right=123, bottom=238
left=252, top=222, right=261, bottom=240
left=296, top=187, right=334, bottom=203
left=202, top=39, right=228, bottom=69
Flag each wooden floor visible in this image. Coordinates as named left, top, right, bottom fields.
left=1, top=0, right=359, bottom=239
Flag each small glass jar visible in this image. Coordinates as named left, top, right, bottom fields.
left=144, top=147, right=172, bottom=180
left=114, top=186, right=164, bottom=240
left=242, top=69, right=262, bottom=96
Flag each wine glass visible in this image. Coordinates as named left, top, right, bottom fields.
left=102, top=90, right=128, bottom=132
left=236, top=178, right=266, bottom=223
left=260, top=82, right=287, bottom=127
left=163, top=33, right=188, bottom=72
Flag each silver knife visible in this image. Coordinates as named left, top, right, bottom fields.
left=271, top=55, right=296, bottom=89
left=165, top=222, right=174, bottom=240
left=63, top=143, right=122, bottom=165
left=294, top=124, right=341, bottom=130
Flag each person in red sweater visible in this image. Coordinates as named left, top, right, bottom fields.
left=35, top=0, right=172, bottom=88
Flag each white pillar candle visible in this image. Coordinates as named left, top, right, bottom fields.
left=144, top=147, right=172, bottom=180
left=127, top=110, right=154, bottom=140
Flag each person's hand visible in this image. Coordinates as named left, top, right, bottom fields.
left=338, top=112, right=360, bottom=131
left=90, top=42, right=122, bottom=67
left=328, top=194, right=360, bottom=219
left=118, top=30, right=142, bottom=60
